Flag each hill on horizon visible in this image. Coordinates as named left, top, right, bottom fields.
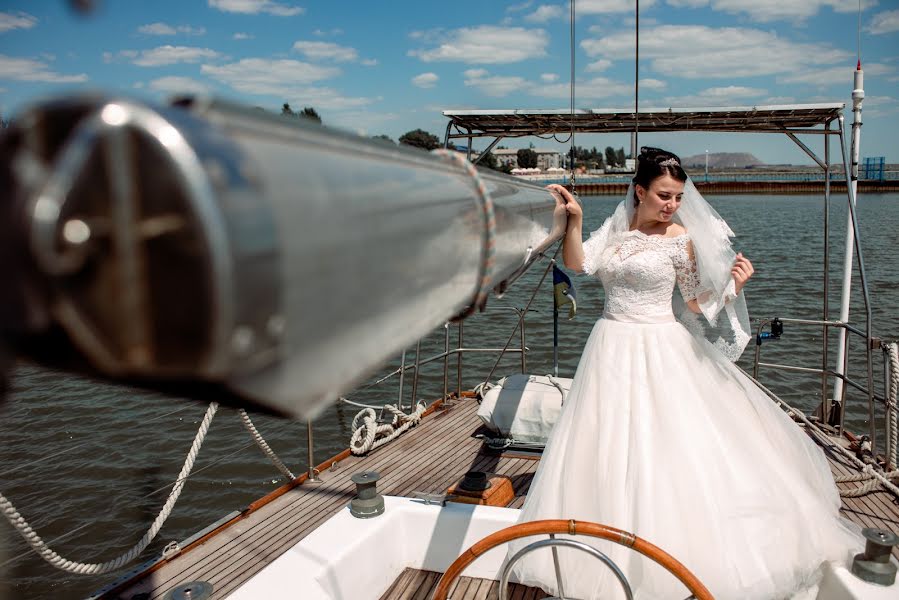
left=681, top=152, right=764, bottom=169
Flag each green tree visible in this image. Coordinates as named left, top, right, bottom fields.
left=478, top=151, right=498, bottom=170
left=371, top=134, right=395, bottom=144
left=605, top=146, right=617, bottom=167
left=616, top=147, right=626, bottom=167
left=517, top=148, right=538, bottom=169
left=301, top=106, right=321, bottom=123
left=281, top=103, right=322, bottom=124
left=399, top=128, right=440, bottom=151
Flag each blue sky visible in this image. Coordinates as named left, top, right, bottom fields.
left=0, top=0, right=897, bottom=164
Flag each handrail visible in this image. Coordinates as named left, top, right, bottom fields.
left=752, top=316, right=887, bottom=442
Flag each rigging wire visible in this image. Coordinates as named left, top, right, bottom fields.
left=635, top=0, right=640, bottom=157
left=568, top=0, right=576, bottom=191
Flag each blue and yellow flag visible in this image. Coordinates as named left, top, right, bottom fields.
left=552, top=266, right=577, bottom=319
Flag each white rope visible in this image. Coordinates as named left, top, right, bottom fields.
left=338, top=396, right=384, bottom=410
left=349, top=402, right=427, bottom=455
left=546, top=374, right=568, bottom=404
left=238, top=409, right=295, bottom=481
left=884, top=342, right=898, bottom=470
left=0, top=402, right=219, bottom=575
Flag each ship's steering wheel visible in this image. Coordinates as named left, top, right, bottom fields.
left=430, top=519, right=713, bottom=600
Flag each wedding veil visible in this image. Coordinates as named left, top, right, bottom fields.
left=583, top=179, right=751, bottom=361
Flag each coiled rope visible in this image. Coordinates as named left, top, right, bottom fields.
left=0, top=402, right=219, bottom=575
left=349, top=402, right=426, bottom=455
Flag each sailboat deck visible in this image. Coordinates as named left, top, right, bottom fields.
left=106, top=396, right=899, bottom=600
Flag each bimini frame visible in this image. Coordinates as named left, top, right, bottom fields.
left=443, top=103, right=878, bottom=447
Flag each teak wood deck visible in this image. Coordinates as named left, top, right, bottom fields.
left=105, top=396, right=899, bottom=600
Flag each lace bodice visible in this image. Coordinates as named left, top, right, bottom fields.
left=583, top=230, right=699, bottom=318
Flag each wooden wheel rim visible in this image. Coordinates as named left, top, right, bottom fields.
left=430, top=519, right=714, bottom=600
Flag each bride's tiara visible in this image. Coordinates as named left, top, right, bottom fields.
left=659, top=157, right=680, bottom=167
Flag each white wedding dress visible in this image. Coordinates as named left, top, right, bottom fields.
left=507, top=229, right=862, bottom=599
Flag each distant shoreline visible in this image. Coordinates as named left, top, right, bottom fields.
left=568, top=180, right=899, bottom=195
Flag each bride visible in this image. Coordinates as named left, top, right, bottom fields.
left=506, top=147, right=861, bottom=599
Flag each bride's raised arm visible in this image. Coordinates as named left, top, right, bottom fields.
left=548, top=184, right=587, bottom=273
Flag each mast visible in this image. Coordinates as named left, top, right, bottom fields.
left=832, top=61, right=864, bottom=405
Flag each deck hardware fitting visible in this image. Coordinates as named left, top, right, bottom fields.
left=350, top=471, right=385, bottom=518
left=162, top=580, right=213, bottom=600
left=851, top=527, right=898, bottom=585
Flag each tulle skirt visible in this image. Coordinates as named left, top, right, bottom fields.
left=507, top=313, right=862, bottom=599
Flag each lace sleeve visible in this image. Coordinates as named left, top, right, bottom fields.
left=672, top=236, right=700, bottom=301
left=581, top=221, right=609, bottom=276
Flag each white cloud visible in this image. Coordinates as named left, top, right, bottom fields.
left=138, top=22, right=206, bottom=36
left=412, top=72, right=439, bottom=88
left=233, top=32, right=254, bottom=40
left=582, top=25, right=850, bottom=79
left=0, top=54, right=87, bottom=83
left=507, top=1, right=535, bottom=12
left=312, top=28, right=343, bottom=37
left=293, top=41, right=358, bottom=62
left=0, top=11, right=37, bottom=33
left=208, top=0, right=304, bottom=16
left=524, top=5, right=564, bottom=23
left=148, top=76, right=210, bottom=95
left=409, top=26, right=549, bottom=64
left=202, top=58, right=338, bottom=89
left=534, top=76, right=631, bottom=100
left=361, top=58, right=378, bottom=66
left=666, top=0, right=707, bottom=7
left=585, top=59, right=611, bottom=72
left=640, top=78, right=667, bottom=90
left=128, top=46, right=221, bottom=67
left=763, top=96, right=797, bottom=104
left=661, top=85, right=767, bottom=107
left=867, top=10, right=899, bottom=35
left=140, top=22, right=176, bottom=35
left=668, top=0, right=877, bottom=23
left=580, top=0, right=656, bottom=14
left=463, top=70, right=531, bottom=97
left=201, top=58, right=374, bottom=110
left=541, top=73, right=559, bottom=82
left=777, top=63, right=893, bottom=87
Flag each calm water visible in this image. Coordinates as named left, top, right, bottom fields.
left=1, top=193, right=898, bottom=599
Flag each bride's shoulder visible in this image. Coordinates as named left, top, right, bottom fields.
left=664, top=223, right=688, bottom=238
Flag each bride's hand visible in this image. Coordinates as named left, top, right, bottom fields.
left=547, top=184, right=582, bottom=221
left=732, top=253, right=754, bottom=294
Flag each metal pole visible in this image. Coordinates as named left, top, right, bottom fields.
left=411, top=339, right=422, bottom=408
left=634, top=0, right=639, bottom=154
left=397, top=348, right=407, bottom=412
left=833, top=64, right=864, bottom=404
left=457, top=321, right=463, bottom=399
left=443, top=322, right=450, bottom=402
left=549, top=533, right=567, bottom=599
left=837, top=121, right=876, bottom=449
left=553, top=307, right=560, bottom=378
left=306, top=420, right=321, bottom=482
left=520, top=308, right=527, bottom=373
left=821, top=122, right=831, bottom=419
left=705, top=149, right=709, bottom=183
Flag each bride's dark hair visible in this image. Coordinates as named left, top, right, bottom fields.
left=632, top=147, right=688, bottom=206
